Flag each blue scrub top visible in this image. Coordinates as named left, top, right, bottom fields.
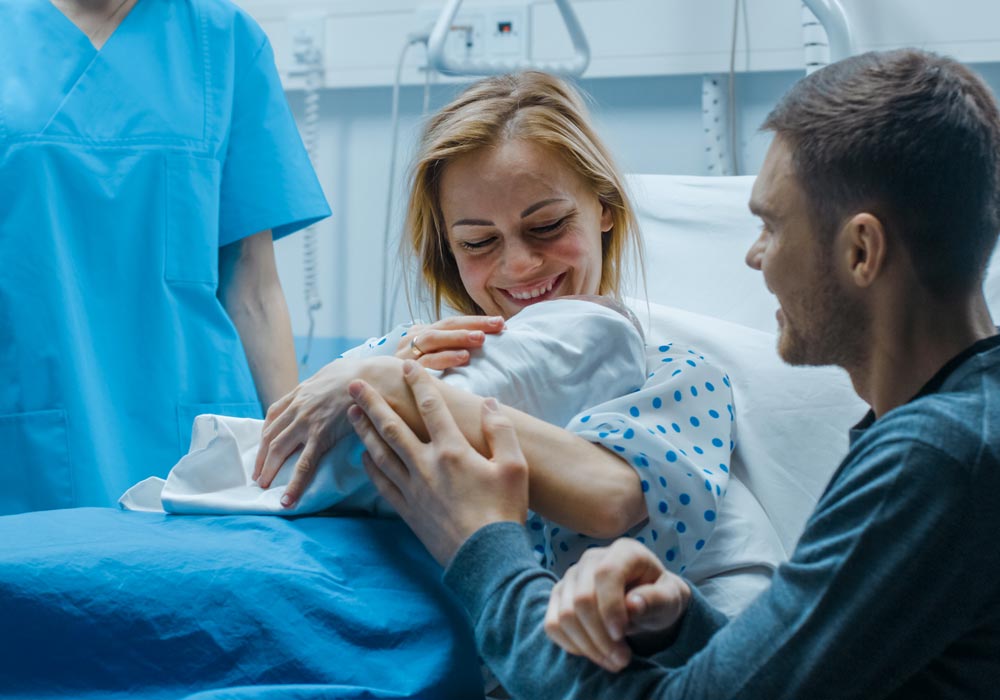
left=0, top=0, right=331, bottom=514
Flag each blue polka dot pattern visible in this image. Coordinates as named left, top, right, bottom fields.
left=704, top=510, right=716, bottom=521
left=543, top=335, right=735, bottom=578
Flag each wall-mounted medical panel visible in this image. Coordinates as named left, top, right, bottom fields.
left=236, top=0, right=1000, bottom=89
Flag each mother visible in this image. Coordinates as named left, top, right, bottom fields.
left=256, top=71, right=733, bottom=577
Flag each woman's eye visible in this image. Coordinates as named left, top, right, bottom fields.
left=459, top=237, right=496, bottom=251
left=530, top=217, right=568, bottom=235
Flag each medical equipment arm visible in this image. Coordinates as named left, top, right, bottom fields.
left=218, top=229, right=298, bottom=409
left=427, top=0, right=590, bottom=77
left=801, top=0, right=855, bottom=63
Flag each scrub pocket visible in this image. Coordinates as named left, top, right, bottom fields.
left=0, top=409, right=73, bottom=515
left=177, top=401, right=262, bottom=454
left=164, top=154, right=222, bottom=285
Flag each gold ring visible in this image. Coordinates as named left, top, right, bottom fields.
left=410, top=336, right=425, bottom=359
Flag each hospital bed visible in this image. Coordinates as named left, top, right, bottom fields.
left=2, top=174, right=999, bottom=699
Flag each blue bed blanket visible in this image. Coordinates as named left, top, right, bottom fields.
left=0, top=508, right=481, bottom=699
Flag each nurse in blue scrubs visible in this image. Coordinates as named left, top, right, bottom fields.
left=0, top=0, right=331, bottom=514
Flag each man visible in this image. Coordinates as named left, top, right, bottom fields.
left=346, top=48, right=1000, bottom=698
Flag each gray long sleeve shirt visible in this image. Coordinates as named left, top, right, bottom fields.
left=444, top=336, right=1000, bottom=699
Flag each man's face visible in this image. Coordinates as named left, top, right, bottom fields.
left=745, top=137, right=867, bottom=367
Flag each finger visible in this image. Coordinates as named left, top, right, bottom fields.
left=423, top=329, right=487, bottom=352
left=418, top=349, right=471, bottom=371
left=401, top=361, right=464, bottom=442
left=557, top=555, right=633, bottom=672
left=544, top=580, right=584, bottom=657
left=400, top=330, right=485, bottom=363
left=595, top=539, right=668, bottom=637
left=480, top=398, right=525, bottom=468
left=553, top=569, right=611, bottom=668
left=349, top=378, right=425, bottom=460
left=429, top=315, right=505, bottom=332
left=362, top=452, right=407, bottom=515
left=280, top=439, right=323, bottom=508
left=348, top=403, right=410, bottom=488
left=255, top=406, right=296, bottom=481
left=624, top=575, right=690, bottom=635
left=257, top=425, right=302, bottom=488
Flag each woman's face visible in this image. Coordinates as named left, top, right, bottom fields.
left=438, top=139, right=612, bottom=319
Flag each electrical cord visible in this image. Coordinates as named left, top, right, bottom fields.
left=380, top=31, right=431, bottom=332
left=292, top=30, right=324, bottom=369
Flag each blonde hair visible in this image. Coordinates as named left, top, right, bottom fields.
left=405, top=71, right=644, bottom=317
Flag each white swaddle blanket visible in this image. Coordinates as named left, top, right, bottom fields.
left=120, top=298, right=646, bottom=515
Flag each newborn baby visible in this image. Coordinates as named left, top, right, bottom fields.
left=120, top=296, right=646, bottom=515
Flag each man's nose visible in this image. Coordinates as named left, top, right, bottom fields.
left=745, top=232, right=766, bottom=270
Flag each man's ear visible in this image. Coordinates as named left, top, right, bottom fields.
left=840, top=213, right=887, bottom=288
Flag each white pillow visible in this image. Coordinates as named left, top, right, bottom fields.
left=630, top=301, right=866, bottom=554
left=625, top=174, right=777, bottom=334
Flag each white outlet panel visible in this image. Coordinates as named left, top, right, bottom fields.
left=415, top=4, right=486, bottom=66
left=484, top=5, right=528, bottom=58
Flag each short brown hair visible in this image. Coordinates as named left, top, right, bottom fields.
left=405, top=71, right=643, bottom=317
left=763, top=49, right=1000, bottom=296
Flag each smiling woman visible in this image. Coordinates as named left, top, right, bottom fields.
left=438, top=138, right=610, bottom=319
left=408, top=71, right=642, bottom=319
left=255, top=73, right=745, bottom=596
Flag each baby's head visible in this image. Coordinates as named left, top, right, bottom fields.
left=560, top=294, right=644, bottom=341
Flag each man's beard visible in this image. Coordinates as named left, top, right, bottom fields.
left=778, top=261, right=869, bottom=370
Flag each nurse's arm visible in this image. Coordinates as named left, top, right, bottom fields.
left=367, top=365, right=646, bottom=539
left=218, top=229, right=298, bottom=409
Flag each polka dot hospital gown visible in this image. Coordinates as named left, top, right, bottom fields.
left=344, top=325, right=735, bottom=579
left=528, top=341, right=735, bottom=578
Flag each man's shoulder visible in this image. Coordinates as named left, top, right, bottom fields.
left=847, top=372, right=999, bottom=488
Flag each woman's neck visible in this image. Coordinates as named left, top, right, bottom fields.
left=50, top=0, right=138, bottom=49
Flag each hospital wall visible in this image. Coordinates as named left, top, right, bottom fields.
left=230, top=0, right=1000, bottom=377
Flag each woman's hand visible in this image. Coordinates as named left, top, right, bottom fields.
left=346, top=360, right=529, bottom=566
left=253, top=356, right=403, bottom=506
left=544, top=538, right=691, bottom=672
left=396, top=315, right=505, bottom=370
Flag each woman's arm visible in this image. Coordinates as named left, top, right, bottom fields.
left=218, top=229, right=298, bottom=409
left=360, top=358, right=646, bottom=539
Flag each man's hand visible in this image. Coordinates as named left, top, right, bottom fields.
left=544, top=538, right=692, bottom=672
left=347, top=360, right=529, bottom=566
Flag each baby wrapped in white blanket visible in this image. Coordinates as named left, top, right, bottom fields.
left=120, top=297, right=646, bottom=516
